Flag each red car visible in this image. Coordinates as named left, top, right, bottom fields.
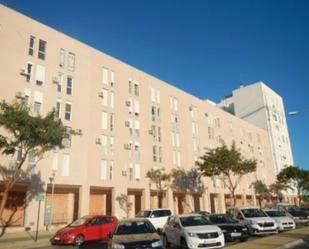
left=50, top=215, right=118, bottom=246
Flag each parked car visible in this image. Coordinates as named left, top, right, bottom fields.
left=135, top=208, right=172, bottom=229
left=162, top=214, right=224, bottom=249
left=107, top=218, right=163, bottom=249
left=207, top=214, right=249, bottom=242
left=226, top=206, right=278, bottom=235
left=276, top=204, right=309, bottom=226
left=263, top=209, right=296, bottom=231
left=197, top=211, right=211, bottom=216
left=50, top=215, right=118, bottom=246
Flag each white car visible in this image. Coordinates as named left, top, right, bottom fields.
left=135, top=208, right=172, bottom=229
left=264, top=209, right=296, bottom=231
left=162, top=214, right=224, bottom=249
left=227, top=206, right=278, bottom=235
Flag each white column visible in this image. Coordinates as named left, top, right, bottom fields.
left=79, top=185, right=89, bottom=217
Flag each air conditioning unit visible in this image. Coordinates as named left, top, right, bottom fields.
left=122, top=170, right=127, bottom=176
left=125, top=100, right=131, bottom=107
left=98, top=92, right=104, bottom=98
left=125, top=121, right=130, bottom=127
left=75, top=129, right=82, bottom=135
left=189, top=106, right=193, bottom=111
left=95, top=137, right=102, bottom=144
left=123, top=144, right=131, bottom=150
left=15, top=91, right=25, bottom=99
left=20, top=69, right=29, bottom=76
left=52, top=76, right=59, bottom=84
left=148, top=129, right=154, bottom=135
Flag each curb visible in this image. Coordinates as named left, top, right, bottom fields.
left=273, top=239, right=305, bottom=249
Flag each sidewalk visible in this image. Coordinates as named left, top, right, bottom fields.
left=226, top=226, right=309, bottom=249
left=0, top=229, right=55, bottom=249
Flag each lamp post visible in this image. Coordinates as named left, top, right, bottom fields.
left=48, top=169, right=56, bottom=230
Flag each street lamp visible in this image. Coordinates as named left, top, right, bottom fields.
left=48, top=169, right=57, bottom=230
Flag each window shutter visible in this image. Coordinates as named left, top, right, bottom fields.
left=101, top=111, right=108, bottom=130
left=101, top=160, right=107, bottom=180
left=134, top=100, right=140, bottom=114
left=61, top=154, right=70, bottom=176
left=151, top=88, right=156, bottom=102
left=134, top=164, right=140, bottom=180
left=34, top=91, right=43, bottom=103
left=156, top=90, right=160, bottom=104
left=102, top=89, right=108, bottom=106
left=52, top=153, right=58, bottom=170
left=110, top=92, right=114, bottom=108
left=102, top=67, right=108, bottom=84
left=35, top=65, right=45, bottom=84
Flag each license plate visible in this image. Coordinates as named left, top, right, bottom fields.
left=231, top=232, right=241, bottom=237
left=54, top=236, right=60, bottom=240
left=204, top=239, right=216, bottom=244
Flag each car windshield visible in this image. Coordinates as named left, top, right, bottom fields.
left=115, top=220, right=156, bottom=235
left=180, top=215, right=211, bottom=227
left=265, top=210, right=287, bottom=217
left=242, top=208, right=267, bottom=218
left=136, top=210, right=151, bottom=218
left=68, top=217, right=88, bottom=227
left=209, top=215, right=238, bottom=224
left=288, top=208, right=307, bottom=216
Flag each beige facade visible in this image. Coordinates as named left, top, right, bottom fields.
left=0, top=5, right=277, bottom=231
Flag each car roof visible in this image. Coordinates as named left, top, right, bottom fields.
left=230, top=206, right=260, bottom=210
left=139, top=208, right=171, bottom=212
left=118, top=218, right=150, bottom=224
left=173, top=214, right=203, bottom=218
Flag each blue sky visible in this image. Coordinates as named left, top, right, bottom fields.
left=2, top=0, right=309, bottom=170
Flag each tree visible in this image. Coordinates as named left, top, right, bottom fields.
left=0, top=100, right=69, bottom=228
left=268, top=182, right=291, bottom=203
left=276, top=166, right=309, bottom=204
left=251, top=180, right=270, bottom=207
left=146, top=167, right=170, bottom=208
left=169, top=167, right=204, bottom=212
left=196, top=143, right=257, bottom=206
left=116, top=194, right=132, bottom=219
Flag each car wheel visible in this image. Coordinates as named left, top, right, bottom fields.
left=180, top=238, right=188, bottom=249
left=163, top=235, right=170, bottom=248
left=74, top=234, right=85, bottom=246
left=240, top=237, right=247, bottom=242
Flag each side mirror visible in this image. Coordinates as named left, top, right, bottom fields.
left=156, top=228, right=162, bottom=235
left=108, top=232, right=113, bottom=239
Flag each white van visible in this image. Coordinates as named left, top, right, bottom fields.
left=227, top=206, right=278, bottom=235
left=135, top=208, right=172, bottom=229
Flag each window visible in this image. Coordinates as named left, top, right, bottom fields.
left=173, top=98, right=178, bottom=111
left=172, top=151, right=176, bottom=165
left=28, top=151, right=36, bottom=170
left=35, top=65, right=45, bottom=85
left=101, top=135, right=108, bottom=155
left=175, top=133, right=180, bottom=147
left=26, top=63, right=32, bottom=82
left=152, top=145, right=157, bottom=162
left=109, top=161, right=114, bottom=180
left=33, top=91, right=43, bottom=114
left=151, top=88, right=156, bottom=102
left=110, top=113, right=114, bottom=131
left=59, top=48, right=65, bottom=67
left=128, top=80, right=132, bottom=94
left=67, top=52, right=75, bottom=71
left=38, top=39, right=46, bottom=60
left=151, top=106, right=156, bottom=121
left=33, top=102, right=41, bottom=114
left=101, top=160, right=107, bottom=180
left=110, top=71, right=115, bottom=86
left=158, top=127, right=161, bottom=142
left=101, top=111, right=108, bottom=130
left=134, top=120, right=140, bottom=136
left=28, top=36, right=35, bottom=56
left=56, top=100, right=61, bottom=118
left=110, top=92, right=114, bottom=108
left=158, top=146, right=162, bottom=163
left=156, top=90, right=160, bottom=104
left=129, top=164, right=133, bottom=181
left=65, top=103, right=72, bottom=121
left=134, top=100, right=140, bottom=116
left=102, top=89, right=108, bottom=106
left=102, top=67, right=108, bottom=84
left=61, top=154, right=70, bottom=176
left=66, top=76, right=73, bottom=95
left=58, top=74, right=63, bottom=92
left=134, top=82, right=139, bottom=96
left=52, top=153, right=58, bottom=171
left=110, top=137, right=114, bottom=155
left=135, top=142, right=140, bottom=161
left=177, top=151, right=181, bottom=166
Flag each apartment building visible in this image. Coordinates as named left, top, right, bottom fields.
left=0, top=5, right=281, bottom=231
left=218, top=83, right=294, bottom=175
